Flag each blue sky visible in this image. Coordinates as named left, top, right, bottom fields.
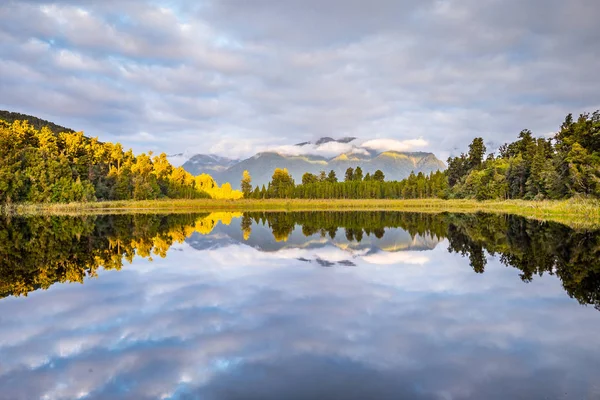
left=1, top=0, right=599, bottom=160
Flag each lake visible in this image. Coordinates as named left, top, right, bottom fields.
left=0, top=212, right=599, bottom=399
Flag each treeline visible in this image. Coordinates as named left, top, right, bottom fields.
left=241, top=111, right=599, bottom=200
left=241, top=166, right=448, bottom=199
left=242, top=211, right=447, bottom=243
left=0, top=120, right=241, bottom=203
left=0, top=110, right=74, bottom=134
left=446, top=111, right=600, bottom=199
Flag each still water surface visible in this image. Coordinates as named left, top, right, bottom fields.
left=0, top=212, right=599, bottom=399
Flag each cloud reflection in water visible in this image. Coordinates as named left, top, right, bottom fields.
left=0, top=216, right=599, bottom=399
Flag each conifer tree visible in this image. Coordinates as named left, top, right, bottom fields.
left=354, top=166, right=363, bottom=181
left=345, top=167, right=354, bottom=182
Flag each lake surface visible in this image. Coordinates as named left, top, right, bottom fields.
left=1, top=212, right=599, bottom=400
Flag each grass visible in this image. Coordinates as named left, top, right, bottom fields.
left=5, top=198, right=600, bottom=228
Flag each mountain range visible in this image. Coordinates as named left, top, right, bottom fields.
left=181, top=137, right=446, bottom=188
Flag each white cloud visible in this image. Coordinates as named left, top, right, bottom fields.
left=1, top=0, right=599, bottom=159
left=361, top=138, right=429, bottom=153
left=265, top=141, right=357, bottom=158
left=259, top=138, right=430, bottom=158
left=362, top=251, right=429, bottom=265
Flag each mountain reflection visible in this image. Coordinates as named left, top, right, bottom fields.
left=0, top=212, right=599, bottom=310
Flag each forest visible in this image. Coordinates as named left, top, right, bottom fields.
left=0, top=119, right=242, bottom=204
left=243, top=111, right=600, bottom=200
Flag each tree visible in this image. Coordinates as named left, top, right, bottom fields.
left=373, top=170, right=385, bottom=182
left=302, top=172, right=318, bottom=185
left=354, top=166, right=363, bottom=181
left=447, top=154, right=468, bottom=187
left=318, top=170, right=327, bottom=182
left=345, top=167, right=354, bottom=182
left=241, top=215, right=252, bottom=240
left=241, top=170, right=253, bottom=198
left=327, top=170, right=337, bottom=183
left=468, top=138, right=486, bottom=170
left=269, top=168, right=295, bottom=198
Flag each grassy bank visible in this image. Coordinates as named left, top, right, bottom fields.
left=5, top=198, right=600, bottom=228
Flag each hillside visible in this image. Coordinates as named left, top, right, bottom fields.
left=0, top=112, right=241, bottom=204
left=0, top=110, right=73, bottom=134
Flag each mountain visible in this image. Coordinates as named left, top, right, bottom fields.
left=180, top=137, right=446, bottom=188
left=181, top=154, right=240, bottom=175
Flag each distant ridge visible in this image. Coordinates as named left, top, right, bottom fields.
left=181, top=136, right=446, bottom=188
left=0, top=110, right=74, bottom=134
left=182, top=154, right=241, bottom=175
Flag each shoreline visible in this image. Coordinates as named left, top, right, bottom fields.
left=4, top=198, right=600, bottom=228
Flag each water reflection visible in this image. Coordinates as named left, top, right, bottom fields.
left=2, top=212, right=599, bottom=310
left=0, top=212, right=599, bottom=399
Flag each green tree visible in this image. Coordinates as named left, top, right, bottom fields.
left=269, top=168, right=295, bottom=198
left=354, top=166, right=364, bottom=181
left=302, top=172, right=318, bottom=185
left=241, top=170, right=253, bottom=198
left=327, top=170, right=338, bottom=183
left=468, top=138, right=486, bottom=170
left=345, top=167, right=354, bottom=182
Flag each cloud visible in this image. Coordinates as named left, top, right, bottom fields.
left=265, top=141, right=357, bottom=158
left=261, top=137, right=429, bottom=158
left=362, top=138, right=429, bottom=153
left=362, top=251, right=429, bottom=265
left=1, top=233, right=599, bottom=399
left=0, top=0, right=599, bottom=159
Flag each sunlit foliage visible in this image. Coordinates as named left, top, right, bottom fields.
left=0, top=120, right=242, bottom=203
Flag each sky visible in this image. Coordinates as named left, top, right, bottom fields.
left=1, top=0, right=599, bottom=160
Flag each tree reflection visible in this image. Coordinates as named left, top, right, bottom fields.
left=0, top=213, right=209, bottom=298
left=243, top=211, right=448, bottom=244
left=255, top=211, right=600, bottom=309
left=0, top=211, right=599, bottom=311
left=443, top=213, right=600, bottom=308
